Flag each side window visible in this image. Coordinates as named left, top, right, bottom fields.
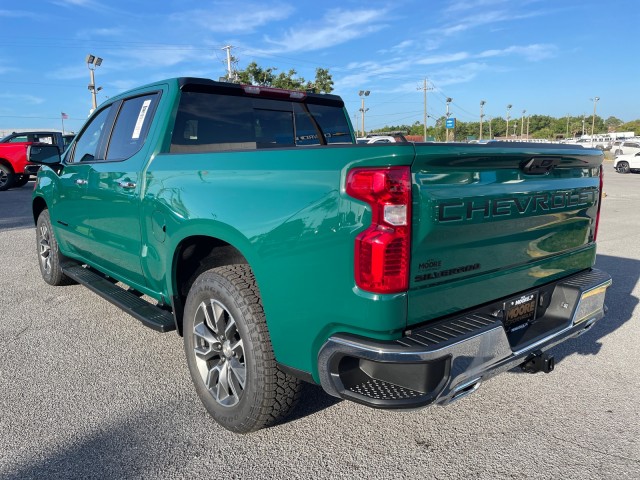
left=106, top=93, right=158, bottom=161
left=33, top=134, right=54, bottom=144
left=8, top=135, right=28, bottom=143
left=72, top=106, right=112, bottom=163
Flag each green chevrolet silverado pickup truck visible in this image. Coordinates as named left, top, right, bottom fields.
left=30, top=77, right=611, bottom=433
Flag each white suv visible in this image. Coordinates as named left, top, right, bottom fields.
left=614, top=152, right=640, bottom=174
left=613, top=140, right=640, bottom=156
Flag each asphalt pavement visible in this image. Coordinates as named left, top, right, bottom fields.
left=1, top=169, right=638, bottom=479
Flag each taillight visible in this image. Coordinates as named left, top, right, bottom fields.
left=594, top=165, right=603, bottom=241
left=346, top=166, right=411, bottom=293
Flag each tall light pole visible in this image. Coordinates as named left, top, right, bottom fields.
left=479, top=100, right=486, bottom=140
left=417, top=78, right=432, bottom=141
left=359, top=90, right=370, bottom=137
left=86, top=54, right=103, bottom=111
left=590, top=97, right=600, bottom=143
left=520, top=110, right=526, bottom=139
left=582, top=115, right=586, bottom=136
left=505, top=104, right=512, bottom=138
left=488, top=116, right=493, bottom=139
left=526, top=116, right=530, bottom=140
left=445, top=97, right=452, bottom=142
left=222, top=45, right=234, bottom=81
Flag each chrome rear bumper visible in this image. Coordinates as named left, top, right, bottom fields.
left=317, top=269, right=612, bottom=409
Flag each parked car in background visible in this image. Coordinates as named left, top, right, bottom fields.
left=612, top=140, right=640, bottom=156
left=0, top=131, right=73, bottom=190
left=356, top=132, right=409, bottom=144
left=574, top=137, right=610, bottom=151
left=356, top=135, right=398, bottom=144
left=614, top=152, right=640, bottom=174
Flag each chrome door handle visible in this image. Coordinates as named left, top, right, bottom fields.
left=118, top=181, right=136, bottom=189
left=75, top=179, right=88, bottom=185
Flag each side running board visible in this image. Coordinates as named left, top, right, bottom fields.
left=62, top=263, right=176, bottom=332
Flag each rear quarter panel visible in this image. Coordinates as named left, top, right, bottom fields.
left=144, top=144, right=416, bottom=378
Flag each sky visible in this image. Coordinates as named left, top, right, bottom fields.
left=1, top=0, right=639, bottom=135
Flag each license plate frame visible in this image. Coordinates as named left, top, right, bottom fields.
left=503, top=291, right=538, bottom=331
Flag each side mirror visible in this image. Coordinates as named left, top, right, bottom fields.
left=28, top=144, right=62, bottom=165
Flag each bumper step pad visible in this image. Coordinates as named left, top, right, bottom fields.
left=63, top=263, right=176, bottom=332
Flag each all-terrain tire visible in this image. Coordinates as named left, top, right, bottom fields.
left=183, top=264, right=302, bottom=433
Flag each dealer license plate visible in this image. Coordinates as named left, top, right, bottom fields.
left=503, top=292, right=538, bottom=331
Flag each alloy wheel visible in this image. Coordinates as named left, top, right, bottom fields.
left=38, top=223, right=52, bottom=275
left=192, top=299, right=246, bottom=407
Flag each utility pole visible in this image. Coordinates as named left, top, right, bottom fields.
left=445, top=97, right=452, bottom=142
left=417, top=78, right=433, bottom=141
left=521, top=110, right=526, bottom=139
left=505, top=104, right=512, bottom=138
left=582, top=116, right=586, bottom=136
left=359, top=90, right=370, bottom=137
left=566, top=114, right=570, bottom=138
left=479, top=100, right=486, bottom=140
left=590, top=97, right=600, bottom=143
left=222, top=45, right=233, bottom=81
left=488, top=116, right=492, bottom=139
left=526, top=116, right=530, bottom=140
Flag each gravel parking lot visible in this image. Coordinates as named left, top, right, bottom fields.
left=1, top=167, right=639, bottom=479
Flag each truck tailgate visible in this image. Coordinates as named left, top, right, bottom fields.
left=408, top=143, right=603, bottom=328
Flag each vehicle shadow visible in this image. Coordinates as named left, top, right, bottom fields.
left=508, top=254, right=638, bottom=371
left=548, top=254, right=639, bottom=362
left=278, top=381, right=342, bottom=426
left=0, top=181, right=34, bottom=231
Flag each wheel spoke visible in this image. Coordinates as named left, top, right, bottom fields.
left=193, top=320, right=217, bottom=345
left=229, top=338, right=243, bottom=358
left=224, top=316, right=238, bottom=339
left=228, top=357, right=246, bottom=390
left=216, top=362, right=232, bottom=403
left=205, top=362, right=222, bottom=392
left=211, top=301, right=227, bottom=335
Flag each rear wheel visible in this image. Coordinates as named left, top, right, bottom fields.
left=0, top=164, right=15, bottom=191
left=36, top=210, right=73, bottom=286
left=183, top=264, right=302, bottom=433
left=617, top=161, right=630, bottom=174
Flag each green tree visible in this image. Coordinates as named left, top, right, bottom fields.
left=235, top=62, right=334, bottom=93
left=605, top=116, right=624, bottom=130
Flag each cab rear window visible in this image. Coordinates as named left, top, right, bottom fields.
left=170, top=91, right=352, bottom=153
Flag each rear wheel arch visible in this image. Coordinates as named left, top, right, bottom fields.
left=172, top=235, right=250, bottom=333
left=0, top=158, right=15, bottom=172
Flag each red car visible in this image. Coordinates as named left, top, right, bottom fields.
left=0, top=131, right=73, bottom=190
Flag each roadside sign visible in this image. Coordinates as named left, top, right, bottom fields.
left=446, top=118, right=456, bottom=129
